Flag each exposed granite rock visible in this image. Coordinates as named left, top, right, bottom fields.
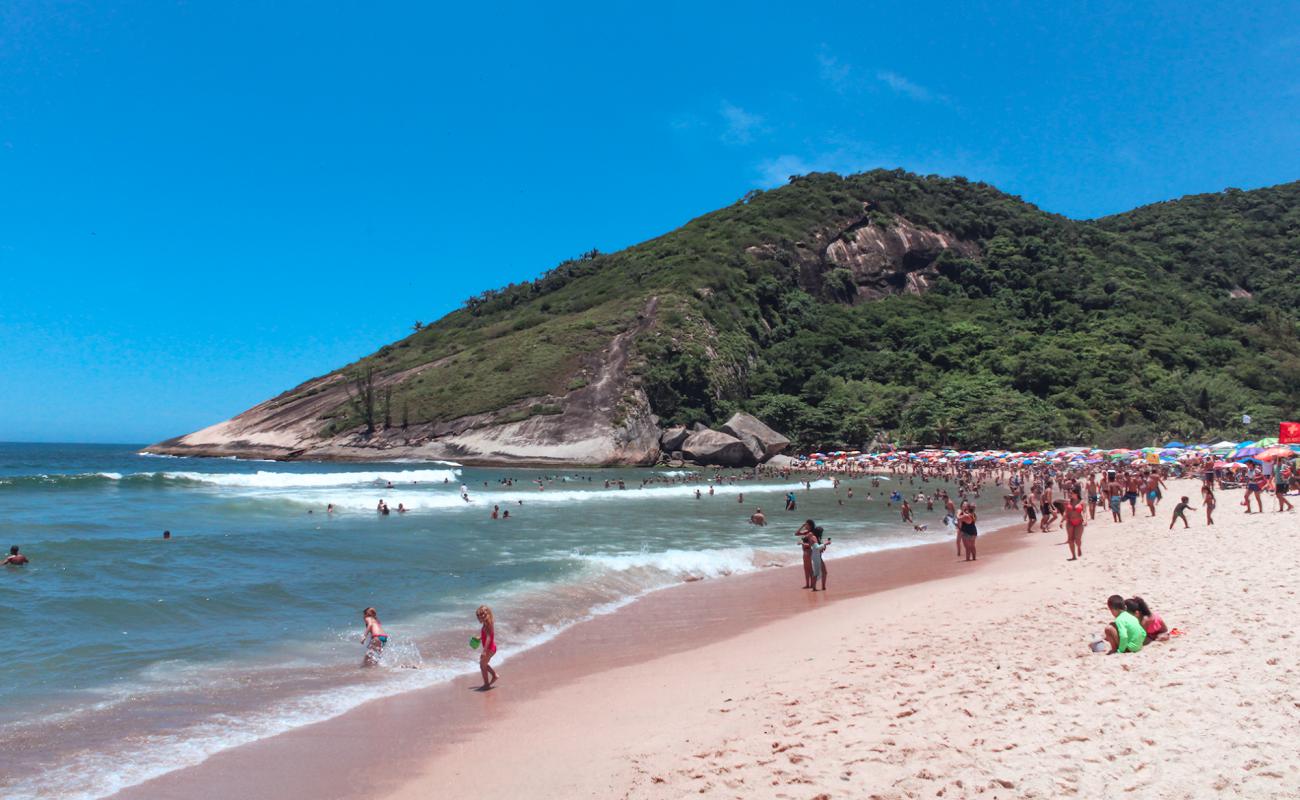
left=680, top=429, right=756, bottom=467
left=720, top=413, right=790, bottom=461
left=146, top=299, right=664, bottom=467
left=660, top=426, right=689, bottom=452
left=748, top=211, right=978, bottom=302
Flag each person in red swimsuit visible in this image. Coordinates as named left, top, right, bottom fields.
left=1065, top=489, right=1086, bottom=561
left=476, top=605, right=498, bottom=690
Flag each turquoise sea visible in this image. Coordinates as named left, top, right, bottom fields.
left=0, top=442, right=1000, bottom=799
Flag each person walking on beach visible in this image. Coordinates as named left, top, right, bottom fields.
left=1085, top=474, right=1100, bottom=520
left=1201, top=482, right=1216, bottom=525
left=796, top=519, right=816, bottom=588
left=1144, top=473, right=1161, bottom=517
left=1244, top=466, right=1265, bottom=513
left=957, top=503, right=978, bottom=561
left=3, top=545, right=29, bottom=566
left=1023, top=492, right=1038, bottom=532
left=810, top=527, right=830, bottom=591
left=476, top=605, right=498, bottom=690
left=1105, top=473, right=1124, bottom=523
left=1169, top=496, right=1196, bottom=529
left=1274, top=467, right=1294, bottom=512
left=360, top=607, right=388, bottom=667
left=1065, top=489, right=1086, bottom=561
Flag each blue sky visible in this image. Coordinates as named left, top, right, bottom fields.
left=1, top=1, right=1297, bottom=443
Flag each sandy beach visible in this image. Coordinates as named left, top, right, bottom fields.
left=105, top=477, right=1300, bottom=800
left=375, top=478, right=1299, bottom=800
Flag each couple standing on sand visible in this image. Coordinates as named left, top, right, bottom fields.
left=361, top=605, right=499, bottom=690
left=796, top=520, right=829, bottom=591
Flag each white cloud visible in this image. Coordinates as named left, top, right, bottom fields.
left=876, top=70, right=947, bottom=104
left=756, top=154, right=819, bottom=187
left=719, top=101, right=763, bottom=144
left=817, top=49, right=852, bottom=92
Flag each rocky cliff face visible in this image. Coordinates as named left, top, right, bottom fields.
left=148, top=302, right=664, bottom=466
left=749, top=209, right=978, bottom=301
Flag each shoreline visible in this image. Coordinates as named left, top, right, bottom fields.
left=109, top=517, right=1030, bottom=800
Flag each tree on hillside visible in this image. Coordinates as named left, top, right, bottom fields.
left=346, top=367, right=377, bottom=434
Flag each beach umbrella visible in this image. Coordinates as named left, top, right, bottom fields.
left=1233, top=446, right=1262, bottom=458
left=1163, top=441, right=1186, bottom=448
left=1255, top=437, right=1279, bottom=447
left=1256, top=446, right=1296, bottom=461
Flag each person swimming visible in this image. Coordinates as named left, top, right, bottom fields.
left=3, top=545, right=29, bottom=566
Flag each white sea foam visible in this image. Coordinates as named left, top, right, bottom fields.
left=268, top=478, right=834, bottom=512
left=159, top=468, right=462, bottom=488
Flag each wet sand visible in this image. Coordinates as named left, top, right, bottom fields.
left=111, top=517, right=1028, bottom=800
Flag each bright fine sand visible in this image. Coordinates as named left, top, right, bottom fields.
left=377, top=479, right=1300, bottom=800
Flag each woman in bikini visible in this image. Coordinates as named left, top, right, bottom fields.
left=795, top=519, right=816, bottom=588
left=361, top=607, right=388, bottom=667
left=1064, top=488, right=1086, bottom=561
left=476, top=605, right=499, bottom=690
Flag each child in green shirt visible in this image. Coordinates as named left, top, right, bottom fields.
left=1104, top=594, right=1144, bottom=654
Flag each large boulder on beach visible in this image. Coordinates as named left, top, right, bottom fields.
left=660, top=426, right=689, bottom=452
left=681, top=429, right=757, bottom=467
left=720, top=413, right=790, bottom=462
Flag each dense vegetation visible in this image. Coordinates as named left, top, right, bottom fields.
left=323, top=171, right=1299, bottom=450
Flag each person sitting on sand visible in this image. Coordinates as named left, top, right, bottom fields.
left=476, top=605, right=499, bottom=690
left=1169, top=496, right=1196, bottom=529
left=3, top=545, right=29, bottom=566
left=1103, top=594, right=1144, bottom=654
left=749, top=508, right=767, bottom=526
left=1127, top=596, right=1167, bottom=643
left=361, top=607, right=388, bottom=667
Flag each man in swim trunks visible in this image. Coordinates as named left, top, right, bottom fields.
left=1104, top=475, right=1124, bottom=523
left=1124, top=473, right=1141, bottom=517
left=1144, top=473, right=1162, bottom=517
left=1273, top=467, right=1294, bottom=512
left=2, top=545, right=29, bottom=566
left=1085, top=474, right=1100, bottom=520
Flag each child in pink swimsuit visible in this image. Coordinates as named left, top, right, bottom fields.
left=476, top=605, right=498, bottom=690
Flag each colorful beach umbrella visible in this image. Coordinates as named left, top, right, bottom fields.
left=1256, top=446, right=1297, bottom=461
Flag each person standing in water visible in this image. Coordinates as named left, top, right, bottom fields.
left=476, top=605, right=498, bottom=690
left=810, top=527, right=830, bottom=591
left=3, top=545, right=29, bottom=566
left=795, top=519, right=816, bottom=588
left=360, top=607, right=388, bottom=667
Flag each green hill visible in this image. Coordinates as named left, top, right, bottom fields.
left=151, top=171, right=1300, bottom=461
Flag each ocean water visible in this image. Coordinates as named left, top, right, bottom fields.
left=0, top=443, right=997, bottom=799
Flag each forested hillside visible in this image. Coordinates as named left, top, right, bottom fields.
left=157, top=171, right=1300, bottom=459
left=632, top=173, right=1299, bottom=449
